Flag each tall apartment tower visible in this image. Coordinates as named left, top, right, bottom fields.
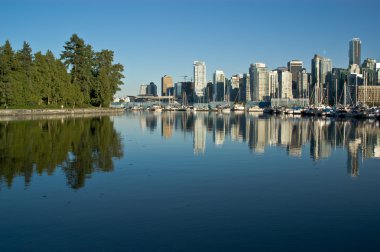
left=278, top=68, right=293, bottom=99
left=161, top=75, right=173, bottom=96
left=252, top=63, right=270, bottom=101
left=194, top=61, right=206, bottom=98
left=349, top=38, right=361, bottom=66
left=287, top=60, right=303, bottom=98
left=213, top=70, right=226, bottom=101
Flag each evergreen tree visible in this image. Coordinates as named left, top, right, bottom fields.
left=61, top=34, right=94, bottom=105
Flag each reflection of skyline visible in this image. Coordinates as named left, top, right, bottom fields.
left=134, top=111, right=380, bottom=176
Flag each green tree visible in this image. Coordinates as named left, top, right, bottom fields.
left=0, top=41, right=15, bottom=107
left=61, top=34, right=94, bottom=105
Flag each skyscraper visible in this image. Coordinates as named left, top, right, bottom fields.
left=161, top=75, right=173, bottom=96
left=349, top=38, right=361, bottom=66
left=213, top=70, right=226, bottom=101
left=269, top=70, right=279, bottom=98
left=252, top=63, right=270, bottom=101
left=278, top=68, right=293, bottom=99
left=297, top=69, right=309, bottom=99
left=287, top=60, right=303, bottom=98
left=311, top=54, right=332, bottom=105
left=194, top=61, right=206, bottom=98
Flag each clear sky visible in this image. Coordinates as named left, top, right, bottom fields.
left=1, top=0, right=379, bottom=95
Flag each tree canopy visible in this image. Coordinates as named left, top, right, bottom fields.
left=0, top=34, right=124, bottom=108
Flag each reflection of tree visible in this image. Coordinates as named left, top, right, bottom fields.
left=0, top=117, right=123, bottom=189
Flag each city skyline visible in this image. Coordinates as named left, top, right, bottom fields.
left=1, top=0, right=379, bottom=96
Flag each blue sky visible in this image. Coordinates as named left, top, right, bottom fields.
left=1, top=0, right=379, bottom=95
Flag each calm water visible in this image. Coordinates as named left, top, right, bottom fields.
left=1, top=112, right=380, bottom=251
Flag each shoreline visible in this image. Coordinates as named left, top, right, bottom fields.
left=0, top=108, right=125, bottom=117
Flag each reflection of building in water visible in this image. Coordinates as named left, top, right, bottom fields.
left=231, top=114, right=246, bottom=142
left=193, top=114, right=207, bottom=155
left=310, top=119, right=331, bottom=160
left=214, top=115, right=225, bottom=146
left=151, top=112, right=379, bottom=176
left=348, top=139, right=361, bottom=177
left=161, top=113, right=174, bottom=139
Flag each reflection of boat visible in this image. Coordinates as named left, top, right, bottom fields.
left=248, top=106, right=263, bottom=113
left=263, top=107, right=274, bottom=114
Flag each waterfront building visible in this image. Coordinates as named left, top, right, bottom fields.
left=269, top=70, right=279, bottom=98
left=349, top=38, right=361, bottom=66
left=297, top=68, right=309, bottom=99
left=362, top=58, right=376, bottom=70
left=330, top=68, right=349, bottom=106
left=213, top=70, right=226, bottom=101
left=287, top=60, right=303, bottom=98
left=174, top=83, right=182, bottom=98
left=194, top=61, right=206, bottom=99
left=252, top=63, right=270, bottom=101
left=376, top=63, right=380, bottom=85
left=347, top=73, right=364, bottom=106
left=161, top=75, right=173, bottom=96
left=206, top=81, right=214, bottom=102
left=278, top=69, right=293, bottom=99
left=239, top=73, right=250, bottom=102
left=357, top=86, right=380, bottom=106
left=230, top=75, right=240, bottom=102
left=146, top=82, right=158, bottom=96
left=139, top=84, right=148, bottom=96
left=311, top=54, right=332, bottom=105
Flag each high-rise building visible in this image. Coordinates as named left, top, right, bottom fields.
left=239, top=73, right=250, bottom=102
left=269, top=70, right=279, bottom=98
left=139, top=84, right=148, bottom=95
left=161, top=75, right=173, bottom=96
left=146, top=82, right=157, bottom=96
left=252, top=63, right=270, bottom=101
left=311, top=54, right=332, bottom=105
left=362, top=58, right=376, bottom=70
left=194, top=61, right=206, bottom=98
left=213, top=70, right=226, bottom=101
left=349, top=38, right=361, bottom=66
left=297, top=68, right=309, bottom=99
left=331, top=68, right=349, bottom=106
left=278, top=69, right=293, bottom=99
left=174, top=83, right=182, bottom=98
left=230, top=75, right=240, bottom=102
left=287, top=60, right=303, bottom=98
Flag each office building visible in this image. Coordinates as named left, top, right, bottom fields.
left=194, top=61, right=206, bottom=98
left=161, top=75, right=173, bottom=96
left=349, top=38, right=361, bottom=66
left=139, top=84, right=148, bottom=95
left=278, top=68, right=293, bottom=99
left=297, top=68, right=309, bottom=99
left=252, top=63, right=270, bottom=101
left=230, top=75, right=240, bottom=102
left=287, top=60, right=303, bottom=98
left=146, top=82, right=157, bottom=96
left=213, top=70, right=226, bottom=101
left=269, top=70, right=279, bottom=98
left=239, top=73, right=250, bottom=102
left=311, top=54, right=332, bottom=105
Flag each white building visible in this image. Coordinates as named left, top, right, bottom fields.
left=279, top=70, right=293, bottom=99
left=213, top=70, right=226, bottom=101
left=269, top=70, right=279, bottom=98
left=139, top=84, right=148, bottom=95
left=252, top=63, right=270, bottom=101
left=194, top=61, right=206, bottom=98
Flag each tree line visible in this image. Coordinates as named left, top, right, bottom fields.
left=0, top=34, right=124, bottom=108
